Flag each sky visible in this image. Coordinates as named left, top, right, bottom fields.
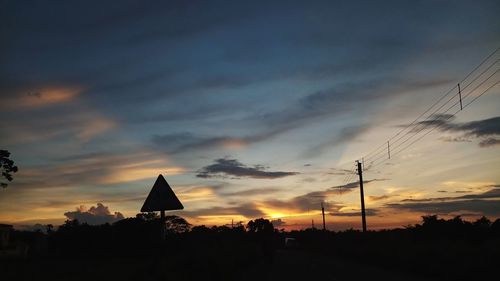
left=1, top=0, right=499, bottom=230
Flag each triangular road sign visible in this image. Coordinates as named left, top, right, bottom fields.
left=141, top=174, right=184, bottom=212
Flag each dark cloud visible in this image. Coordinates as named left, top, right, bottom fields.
left=401, top=188, right=500, bottom=202
left=387, top=199, right=500, bottom=217
left=64, top=203, right=124, bottom=225
left=260, top=179, right=386, bottom=213
left=271, top=218, right=286, bottom=227
left=386, top=188, right=500, bottom=216
left=368, top=195, right=393, bottom=201
left=327, top=168, right=356, bottom=176
left=261, top=179, right=386, bottom=214
left=456, top=116, right=500, bottom=137
left=411, top=115, right=500, bottom=148
left=331, top=179, right=388, bottom=190
left=479, top=138, right=500, bottom=147
left=196, top=158, right=299, bottom=179
left=439, top=136, right=472, bottom=143
left=331, top=209, right=378, bottom=217
left=263, top=191, right=343, bottom=213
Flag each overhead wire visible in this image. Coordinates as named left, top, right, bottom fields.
left=363, top=53, right=499, bottom=167
left=363, top=50, right=499, bottom=163
left=368, top=77, right=499, bottom=170
left=328, top=47, right=499, bottom=195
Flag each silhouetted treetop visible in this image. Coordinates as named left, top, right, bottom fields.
left=0, top=150, right=18, bottom=188
left=246, top=218, right=274, bottom=234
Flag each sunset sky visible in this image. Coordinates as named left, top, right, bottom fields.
left=1, top=0, right=499, bottom=230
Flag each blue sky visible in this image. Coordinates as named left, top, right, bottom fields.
left=1, top=0, right=499, bottom=229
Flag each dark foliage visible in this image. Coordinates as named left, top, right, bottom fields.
left=287, top=215, right=500, bottom=281
left=0, top=150, right=18, bottom=188
left=2, top=215, right=499, bottom=281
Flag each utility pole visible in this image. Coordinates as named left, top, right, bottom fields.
left=458, top=83, right=463, bottom=110
left=312, top=219, right=315, bottom=229
left=321, top=202, right=326, bottom=231
left=357, top=161, right=367, bottom=232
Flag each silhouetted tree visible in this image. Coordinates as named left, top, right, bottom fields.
left=165, top=215, right=191, bottom=233
left=136, top=212, right=159, bottom=221
left=46, top=224, right=54, bottom=234
left=0, top=150, right=18, bottom=188
left=473, top=216, right=491, bottom=228
left=421, top=215, right=441, bottom=226
left=246, top=218, right=274, bottom=234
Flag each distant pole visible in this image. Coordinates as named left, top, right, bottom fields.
left=321, top=202, right=326, bottom=231
left=357, top=161, right=367, bottom=232
left=231, top=219, right=234, bottom=228
left=312, top=219, right=315, bottom=229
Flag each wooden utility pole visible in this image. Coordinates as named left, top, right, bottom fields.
left=321, top=202, right=326, bottom=231
left=458, top=83, right=463, bottom=110
left=357, top=161, right=367, bottom=232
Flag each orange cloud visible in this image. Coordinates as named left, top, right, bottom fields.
left=222, top=138, right=247, bottom=149
left=101, top=166, right=185, bottom=184
left=2, top=86, right=82, bottom=109
left=178, top=186, right=217, bottom=202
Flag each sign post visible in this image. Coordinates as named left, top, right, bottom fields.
left=141, top=174, right=184, bottom=240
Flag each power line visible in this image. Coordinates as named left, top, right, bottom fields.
left=368, top=79, right=499, bottom=170
left=364, top=53, right=499, bottom=165
left=331, top=47, right=499, bottom=195
left=366, top=69, right=499, bottom=169
left=363, top=49, right=499, bottom=163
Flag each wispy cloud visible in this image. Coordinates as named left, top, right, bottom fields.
left=152, top=133, right=249, bottom=154
left=222, top=188, right=281, bottom=197
left=0, top=86, right=82, bottom=110
left=12, top=151, right=184, bottom=189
